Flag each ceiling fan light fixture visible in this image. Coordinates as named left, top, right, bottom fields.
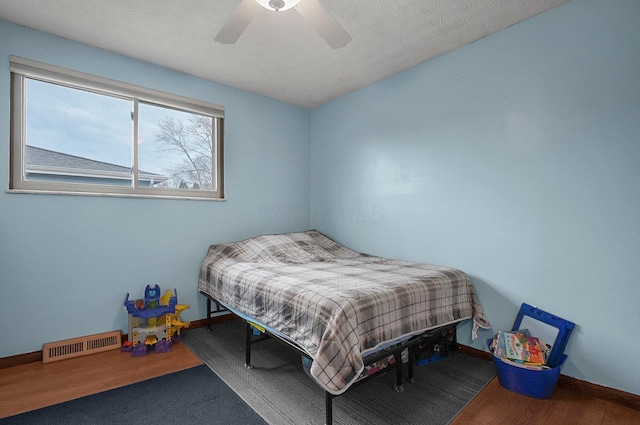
left=254, top=0, right=301, bottom=12
left=217, top=0, right=351, bottom=49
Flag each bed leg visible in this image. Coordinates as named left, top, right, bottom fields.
left=244, top=321, right=253, bottom=369
left=407, top=348, right=415, bottom=384
left=325, top=391, right=333, bottom=425
left=394, top=352, right=404, bottom=392
left=206, top=298, right=212, bottom=331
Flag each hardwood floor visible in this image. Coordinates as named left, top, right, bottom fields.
left=451, top=379, right=640, bottom=425
left=1, top=339, right=639, bottom=424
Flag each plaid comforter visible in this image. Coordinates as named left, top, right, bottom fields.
left=198, top=230, right=490, bottom=395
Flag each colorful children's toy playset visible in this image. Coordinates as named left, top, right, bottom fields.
left=123, top=284, right=190, bottom=356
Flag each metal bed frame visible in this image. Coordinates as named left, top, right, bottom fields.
left=202, top=292, right=456, bottom=425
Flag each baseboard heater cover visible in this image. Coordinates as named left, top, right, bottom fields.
left=42, top=330, right=122, bottom=363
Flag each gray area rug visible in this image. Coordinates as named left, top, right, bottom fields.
left=183, top=320, right=495, bottom=425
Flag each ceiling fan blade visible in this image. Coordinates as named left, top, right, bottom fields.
left=295, top=0, right=351, bottom=49
left=215, top=0, right=263, bottom=44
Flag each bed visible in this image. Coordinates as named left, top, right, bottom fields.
left=198, top=230, right=490, bottom=423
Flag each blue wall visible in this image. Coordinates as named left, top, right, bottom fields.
left=0, top=21, right=310, bottom=356
left=310, top=0, right=640, bottom=395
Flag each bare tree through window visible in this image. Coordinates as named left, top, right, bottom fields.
left=153, top=114, right=214, bottom=190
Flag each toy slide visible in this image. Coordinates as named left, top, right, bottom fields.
left=171, top=317, right=190, bottom=327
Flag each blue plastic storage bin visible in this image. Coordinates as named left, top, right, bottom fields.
left=493, top=303, right=574, bottom=399
left=493, top=354, right=567, bottom=399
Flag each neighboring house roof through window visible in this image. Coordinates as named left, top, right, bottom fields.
left=25, top=146, right=168, bottom=187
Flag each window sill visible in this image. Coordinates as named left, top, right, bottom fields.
left=6, top=188, right=227, bottom=202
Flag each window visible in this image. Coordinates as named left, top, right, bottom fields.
left=9, top=56, right=224, bottom=200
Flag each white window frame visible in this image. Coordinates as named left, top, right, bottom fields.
left=9, top=56, right=225, bottom=200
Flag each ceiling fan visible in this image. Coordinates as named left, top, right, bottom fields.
left=215, top=0, right=351, bottom=49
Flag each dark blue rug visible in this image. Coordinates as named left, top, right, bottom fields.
left=0, top=365, right=267, bottom=425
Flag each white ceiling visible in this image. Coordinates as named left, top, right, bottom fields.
left=0, top=0, right=568, bottom=108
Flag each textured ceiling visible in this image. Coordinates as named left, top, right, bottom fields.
left=0, top=0, right=568, bottom=108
